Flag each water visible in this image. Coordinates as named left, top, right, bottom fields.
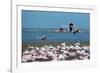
left=22, top=30, right=90, bottom=43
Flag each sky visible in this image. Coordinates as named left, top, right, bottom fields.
left=22, top=10, right=90, bottom=29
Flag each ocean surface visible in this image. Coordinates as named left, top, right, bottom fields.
left=22, top=29, right=90, bottom=43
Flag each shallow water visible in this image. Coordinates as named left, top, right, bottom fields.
left=22, top=30, right=90, bottom=43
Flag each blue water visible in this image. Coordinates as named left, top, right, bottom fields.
left=22, top=30, right=90, bottom=43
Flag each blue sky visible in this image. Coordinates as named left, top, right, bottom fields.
left=22, top=10, right=90, bottom=29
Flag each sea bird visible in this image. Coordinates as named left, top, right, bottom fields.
left=69, top=22, right=74, bottom=32
left=39, top=36, right=48, bottom=41
left=73, top=29, right=81, bottom=34
left=68, top=22, right=81, bottom=34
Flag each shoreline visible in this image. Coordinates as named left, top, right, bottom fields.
left=22, top=41, right=89, bottom=52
